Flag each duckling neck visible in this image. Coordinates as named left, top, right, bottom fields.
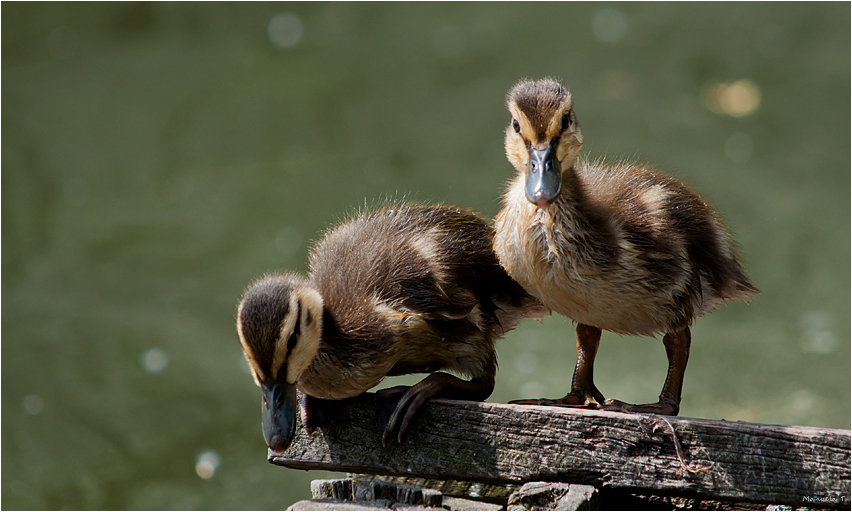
left=495, top=162, right=623, bottom=325
left=496, top=161, right=615, bottom=271
left=542, top=163, right=600, bottom=239
left=297, top=307, right=395, bottom=400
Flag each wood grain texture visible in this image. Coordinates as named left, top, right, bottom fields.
left=270, top=393, right=850, bottom=508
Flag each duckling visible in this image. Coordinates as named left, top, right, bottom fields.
left=493, top=78, right=759, bottom=415
left=237, top=204, right=548, bottom=451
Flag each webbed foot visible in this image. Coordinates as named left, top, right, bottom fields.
left=375, top=382, right=438, bottom=447
left=599, top=398, right=679, bottom=416
left=510, top=390, right=603, bottom=408
left=376, top=373, right=493, bottom=447
left=375, top=386, right=408, bottom=444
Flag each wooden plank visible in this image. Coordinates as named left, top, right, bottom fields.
left=270, top=393, right=850, bottom=508
left=350, top=474, right=518, bottom=503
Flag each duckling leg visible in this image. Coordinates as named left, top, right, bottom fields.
left=511, top=323, right=605, bottom=407
left=298, top=391, right=333, bottom=438
left=376, top=373, right=494, bottom=446
left=602, top=327, right=690, bottom=415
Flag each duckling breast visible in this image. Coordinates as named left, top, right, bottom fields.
left=494, top=161, right=747, bottom=336
left=298, top=340, right=397, bottom=400
left=495, top=199, right=677, bottom=334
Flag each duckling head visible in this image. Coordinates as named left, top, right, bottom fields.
left=505, top=78, right=584, bottom=208
left=236, top=274, right=323, bottom=452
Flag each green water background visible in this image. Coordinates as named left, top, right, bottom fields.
left=3, top=3, right=849, bottom=509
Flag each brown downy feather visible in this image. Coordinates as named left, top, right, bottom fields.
left=495, top=78, right=758, bottom=336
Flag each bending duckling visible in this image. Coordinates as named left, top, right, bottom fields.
left=238, top=204, right=547, bottom=451
left=494, top=78, right=758, bottom=415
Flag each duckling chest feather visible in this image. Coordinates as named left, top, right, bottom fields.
left=494, top=178, right=685, bottom=335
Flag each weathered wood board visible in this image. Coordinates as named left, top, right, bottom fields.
left=270, top=393, right=850, bottom=508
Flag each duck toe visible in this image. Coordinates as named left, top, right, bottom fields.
left=510, top=391, right=601, bottom=408
left=600, top=398, right=679, bottom=416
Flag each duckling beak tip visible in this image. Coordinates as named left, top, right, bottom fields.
left=261, top=379, right=297, bottom=453
left=533, top=195, right=555, bottom=209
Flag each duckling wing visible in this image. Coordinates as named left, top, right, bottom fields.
left=305, top=204, right=544, bottom=394
left=388, top=206, right=546, bottom=340
left=567, top=160, right=758, bottom=326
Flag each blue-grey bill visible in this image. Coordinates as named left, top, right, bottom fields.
left=525, top=146, right=562, bottom=207
left=261, top=379, right=297, bottom=452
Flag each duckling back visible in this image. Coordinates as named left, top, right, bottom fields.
left=577, top=160, right=758, bottom=315
left=299, top=204, right=547, bottom=400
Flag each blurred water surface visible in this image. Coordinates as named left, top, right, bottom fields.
left=3, top=3, right=849, bottom=509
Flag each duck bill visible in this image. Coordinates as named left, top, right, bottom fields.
left=525, top=146, right=562, bottom=208
left=261, top=379, right=297, bottom=452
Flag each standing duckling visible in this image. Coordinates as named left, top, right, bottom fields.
left=237, top=204, right=547, bottom=451
left=493, top=79, right=758, bottom=415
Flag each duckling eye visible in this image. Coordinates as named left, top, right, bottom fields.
left=286, top=303, right=301, bottom=357
left=286, top=331, right=298, bottom=356
left=512, top=119, right=520, bottom=133
left=561, top=112, right=571, bottom=131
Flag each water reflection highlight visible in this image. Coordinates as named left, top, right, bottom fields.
left=269, top=12, right=303, bottom=49
left=23, top=394, right=45, bottom=415
left=701, top=80, right=761, bottom=117
left=142, top=348, right=169, bottom=374
left=195, top=450, right=221, bottom=480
